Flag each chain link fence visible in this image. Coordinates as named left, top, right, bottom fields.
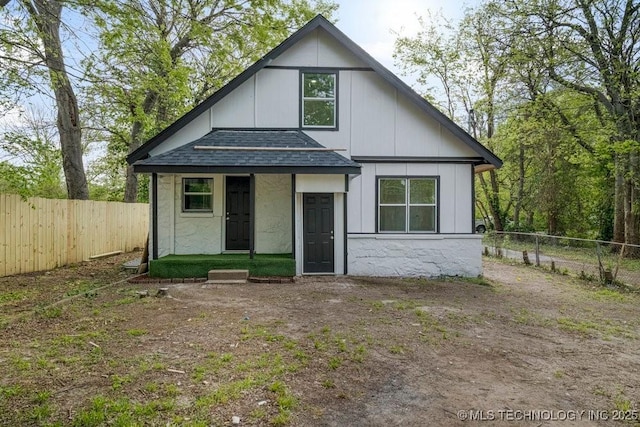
left=482, top=231, right=640, bottom=289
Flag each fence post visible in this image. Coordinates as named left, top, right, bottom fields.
left=535, top=235, right=540, bottom=267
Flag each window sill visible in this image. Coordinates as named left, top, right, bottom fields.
left=179, top=212, right=215, bottom=218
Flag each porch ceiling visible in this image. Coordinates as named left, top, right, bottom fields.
left=132, top=129, right=361, bottom=175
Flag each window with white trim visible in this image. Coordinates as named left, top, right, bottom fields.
left=301, top=72, right=336, bottom=128
left=182, top=178, right=213, bottom=212
left=378, top=177, right=437, bottom=232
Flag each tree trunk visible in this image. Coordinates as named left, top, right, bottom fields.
left=613, top=160, right=626, bottom=243
left=513, top=143, right=525, bottom=227
left=28, top=0, right=88, bottom=199
left=479, top=172, right=503, bottom=231
left=124, top=92, right=158, bottom=203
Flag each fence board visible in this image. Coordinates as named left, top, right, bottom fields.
left=0, top=194, right=149, bottom=277
left=0, top=194, right=5, bottom=276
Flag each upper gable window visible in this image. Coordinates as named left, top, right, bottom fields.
left=301, top=72, right=337, bottom=129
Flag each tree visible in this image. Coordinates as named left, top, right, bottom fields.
left=83, top=0, right=337, bottom=202
left=0, top=0, right=89, bottom=199
left=395, top=1, right=515, bottom=231
left=0, top=108, right=66, bottom=198
left=501, top=0, right=640, bottom=248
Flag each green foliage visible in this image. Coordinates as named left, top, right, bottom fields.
left=0, top=111, right=65, bottom=199
left=80, top=0, right=337, bottom=201
left=394, top=0, right=634, bottom=239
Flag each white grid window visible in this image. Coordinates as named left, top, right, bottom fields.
left=378, top=177, right=437, bottom=233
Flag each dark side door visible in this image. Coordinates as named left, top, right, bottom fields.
left=226, top=176, right=250, bottom=250
left=303, top=193, right=334, bottom=273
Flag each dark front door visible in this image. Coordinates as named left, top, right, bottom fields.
left=226, top=176, right=250, bottom=250
left=303, top=193, right=334, bottom=273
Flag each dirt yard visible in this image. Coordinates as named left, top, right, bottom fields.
left=1, top=253, right=639, bottom=426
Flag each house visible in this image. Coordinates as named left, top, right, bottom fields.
left=127, top=15, right=502, bottom=277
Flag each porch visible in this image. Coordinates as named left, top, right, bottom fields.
left=133, top=129, right=360, bottom=276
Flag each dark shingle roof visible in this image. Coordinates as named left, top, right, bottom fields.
left=132, top=129, right=361, bottom=174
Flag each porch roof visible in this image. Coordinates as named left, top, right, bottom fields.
left=132, top=129, right=361, bottom=175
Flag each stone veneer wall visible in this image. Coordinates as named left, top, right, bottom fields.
left=347, top=235, right=482, bottom=277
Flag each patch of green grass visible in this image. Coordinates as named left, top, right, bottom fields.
left=37, top=306, right=62, bottom=319
left=557, top=317, right=600, bottom=335
left=10, top=355, right=32, bottom=372
left=0, top=290, right=33, bottom=304
left=393, top=300, right=421, bottom=310
left=370, top=300, right=384, bottom=311
left=512, top=308, right=549, bottom=326
left=64, top=280, right=99, bottom=297
left=613, top=390, right=633, bottom=412
left=241, top=325, right=286, bottom=343
left=268, top=381, right=297, bottom=426
left=149, top=253, right=295, bottom=278
left=250, top=407, right=268, bottom=422
left=126, top=329, right=147, bottom=337
left=111, top=374, right=133, bottom=390
left=351, top=344, right=366, bottom=363
left=389, top=345, right=405, bottom=355
left=328, top=356, right=342, bottom=370
left=195, top=377, right=258, bottom=407
left=590, top=288, right=629, bottom=302
left=322, top=379, right=335, bottom=388
left=163, top=384, right=180, bottom=398
left=71, top=395, right=176, bottom=426
left=0, top=384, right=26, bottom=398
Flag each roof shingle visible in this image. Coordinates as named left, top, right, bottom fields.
left=132, top=129, right=361, bottom=174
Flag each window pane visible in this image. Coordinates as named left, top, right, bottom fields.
left=303, top=100, right=335, bottom=126
left=409, top=206, right=436, bottom=232
left=380, top=179, right=406, bottom=204
left=410, top=179, right=435, bottom=204
left=303, top=73, right=335, bottom=98
left=380, top=206, right=406, bottom=232
left=184, top=195, right=212, bottom=211
left=184, top=178, right=212, bottom=193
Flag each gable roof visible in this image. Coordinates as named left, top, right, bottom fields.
left=132, top=129, right=361, bottom=174
left=127, top=14, right=502, bottom=169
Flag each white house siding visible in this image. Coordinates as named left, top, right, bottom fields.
left=154, top=174, right=291, bottom=257
left=348, top=234, right=482, bottom=277
left=150, top=112, right=211, bottom=157
left=270, top=28, right=367, bottom=68
left=255, top=174, right=292, bottom=253
left=255, top=69, right=299, bottom=128
left=346, top=162, right=478, bottom=277
left=149, top=29, right=480, bottom=161
left=347, top=163, right=473, bottom=234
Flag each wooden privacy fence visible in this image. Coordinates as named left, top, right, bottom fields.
left=0, top=194, right=149, bottom=277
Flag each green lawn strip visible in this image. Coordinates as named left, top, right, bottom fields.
left=149, top=253, right=295, bottom=278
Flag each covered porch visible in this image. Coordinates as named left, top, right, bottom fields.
left=132, top=129, right=360, bottom=276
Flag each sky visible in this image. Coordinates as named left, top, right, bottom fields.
left=0, top=0, right=480, bottom=135
left=333, top=0, right=479, bottom=81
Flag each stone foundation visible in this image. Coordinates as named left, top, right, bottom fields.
left=347, top=234, right=482, bottom=277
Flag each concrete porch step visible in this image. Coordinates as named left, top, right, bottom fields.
left=205, top=269, right=249, bottom=284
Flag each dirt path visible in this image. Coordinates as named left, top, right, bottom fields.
left=1, top=256, right=639, bottom=426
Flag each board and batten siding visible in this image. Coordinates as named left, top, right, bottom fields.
left=347, top=163, right=474, bottom=234
left=154, top=174, right=291, bottom=257
left=149, top=27, right=479, bottom=163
